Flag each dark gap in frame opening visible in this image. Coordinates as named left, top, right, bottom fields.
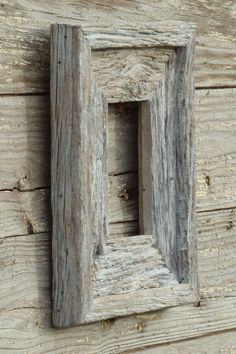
left=108, top=101, right=151, bottom=239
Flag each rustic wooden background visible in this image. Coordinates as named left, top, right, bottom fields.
left=0, top=1, right=236, bottom=353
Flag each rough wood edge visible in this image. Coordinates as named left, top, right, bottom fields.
left=51, top=23, right=197, bottom=327
left=82, top=21, right=196, bottom=49
left=51, top=24, right=107, bottom=327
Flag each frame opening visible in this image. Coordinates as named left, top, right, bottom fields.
left=108, top=102, right=152, bottom=239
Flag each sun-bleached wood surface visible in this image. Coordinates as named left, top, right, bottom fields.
left=132, top=330, right=236, bottom=354
left=0, top=0, right=235, bottom=93
left=0, top=303, right=236, bottom=354
left=0, top=88, right=235, bottom=200
left=50, top=22, right=197, bottom=326
left=1, top=206, right=236, bottom=313
left=0, top=0, right=236, bottom=350
left=0, top=88, right=235, bottom=241
left=1, top=89, right=235, bottom=209
left=0, top=87, right=236, bottom=351
left=0, top=261, right=236, bottom=354
left=0, top=219, right=236, bottom=352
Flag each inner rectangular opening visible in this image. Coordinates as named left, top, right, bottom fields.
left=108, top=102, right=149, bottom=238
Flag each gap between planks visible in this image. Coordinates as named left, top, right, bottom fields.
left=0, top=86, right=236, bottom=98
left=0, top=186, right=50, bottom=193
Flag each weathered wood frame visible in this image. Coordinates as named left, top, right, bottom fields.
left=51, top=23, right=198, bottom=328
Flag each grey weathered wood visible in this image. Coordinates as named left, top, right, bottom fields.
left=3, top=88, right=235, bottom=242
left=1, top=89, right=236, bottom=209
left=132, top=330, right=236, bottom=354
left=2, top=207, right=236, bottom=314
left=1, top=304, right=236, bottom=354
left=92, top=49, right=168, bottom=103
left=0, top=95, right=50, bottom=191
left=0, top=200, right=236, bottom=351
left=51, top=24, right=107, bottom=327
left=51, top=23, right=197, bottom=326
left=108, top=173, right=139, bottom=224
left=0, top=0, right=236, bottom=351
left=0, top=0, right=235, bottom=94
left=137, top=45, right=197, bottom=286
left=0, top=189, right=50, bottom=238
left=150, top=47, right=197, bottom=285
left=198, top=208, right=236, bottom=298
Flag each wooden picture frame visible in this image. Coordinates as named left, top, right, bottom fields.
left=51, top=22, right=198, bottom=328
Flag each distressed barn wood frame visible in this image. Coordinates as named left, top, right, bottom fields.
left=51, top=22, right=198, bottom=328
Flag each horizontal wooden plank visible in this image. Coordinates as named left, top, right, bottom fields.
left=0, top=95, right=50, bottom=190
left=0, top=1, right=235, bottom=350
left=0, top=89, right=236, bottom=214
left=0, top=294, right=236, bottom=353
left=0, top=89, right=235, bottom=242
left=132, top=329, right=236, bottom=354
left=1, top=207, right=235, bottom=312
left=111, top=87, right=236, bottom=214
left=196, top=88, right=236, bottom=211
left=0, top=234, right=193, bottom=322
left=108, top=173, right=138, bottom=224
left=197, top=209, right=236, bottom=297
left=0, top=179, right=138, bottom=239
left=0, top=233, right=51, bottom=311
left=109, top=221, right=139, bottom=238
left=4, top=174, right=236, bottom=256
left=0, top=0, right=235, bottom=93
left=0, top=189, right=50, bottom=238
left=0, top=200, right=236, bottom=351
left=0, top=89, right=236, bottom=239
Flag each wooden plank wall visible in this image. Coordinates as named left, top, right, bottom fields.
left=0, top=1, right=235, bottom=353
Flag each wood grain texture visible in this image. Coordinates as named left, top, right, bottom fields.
left=0, top=204, right=236, bottom=352
left=108, top=173, right=139, bottom=224
left=0, top=287, right=236, bottom=353
left=3, top=178, right=236, bottom=297
left=0, top=233, right=51, bottom=312
left=198, top=209, right=236, bottom=298
left=0, top=89, right=236, bottom=242
left=0, top=183, right=138, bottom=239
left=196, top=88, right=236, bottom=211
left=0, top=233, right=186, bottom=313
left=1, top=88, right=235, bottom=210
left=148, top=46, right=196, bottom=286
left=131, top=330, right=236, bottom=354
left=92, top=49, right=168, bottom=103
left=0, top=234, right=194, bottom=322
left=50, top=23, right=197, bottom=326
left=51, top=24, right=107, bottom=327
left=92, top=236, right=178, bottom=299
left=0, top=0, right=235, bottom=93
left=0, top=95, right=50, bottom=190
left=85, top=22, right=196, bottom=49
left=87, top=236, right=195, bottom=323
left=0, top=189, right=50, bottom=238
left=109, top=220, right=139, bottom=238
left=0, top=306, right=236, bottom=354
left=0, top=0, right=235, bottom=350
